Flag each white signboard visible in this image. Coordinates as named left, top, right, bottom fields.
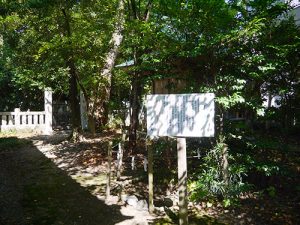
left=147, top=93, right=215, bottom=137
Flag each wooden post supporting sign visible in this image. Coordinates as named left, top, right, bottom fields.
left=177, top=137, right=188, bottom=225
left=147, top=139, right=154, bottom=214
left=106, top=141, right=112, bottom=200
left=146, top=93, right=215, bottom=225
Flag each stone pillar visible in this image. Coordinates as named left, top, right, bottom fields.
left=14, top=108, right=20, bottom=127
left=80, top=92, right=88, bottom=130
left=44, top=89, right=53, bottom=135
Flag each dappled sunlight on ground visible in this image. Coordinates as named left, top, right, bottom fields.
left=0, top=136, right=133, bottom=225
left=29, top=132, right=155, bottom=225
left=1, top=131, right=299, bottom=225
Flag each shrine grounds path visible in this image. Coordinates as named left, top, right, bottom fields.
left=1, top=132, right=299, bottom=225
left=0, top=133, right=151, bottom=225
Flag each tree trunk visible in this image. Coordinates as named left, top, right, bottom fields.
left=216, top=104, right=224, bottom=136
left=216, top=105, right=229, bottom=186
left=62, top=8, right=82, bottom=141
left=116, top=142, right=123, bottom=180
left=89, top=0, right=125, bottom=131
left=128, top=73, right=142, bottom=154
left=68, top=60, right=82, bottom=140
left=221, top=143, right=229, bottom=186
left=127, top=0, right=152, bottom=153
left=106, top=141, right=113, bottom=200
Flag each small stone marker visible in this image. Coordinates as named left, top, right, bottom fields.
left=126, top=195, right=139, bottom=207
left=136, top=199, right=148, bottom=211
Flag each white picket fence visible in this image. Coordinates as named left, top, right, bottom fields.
left=0, top=90, right=53, bottom=134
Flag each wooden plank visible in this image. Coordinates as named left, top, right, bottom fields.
left=106, top=141, right=113, bottom=200
left=116, top=142, right=123, bottom=180
left=147, top=139, right=154, bottom=214
left=177, top=137, right=188, bottom=225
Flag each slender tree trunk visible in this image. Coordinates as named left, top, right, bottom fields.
left=127, top=0, right=152, bottom=153
left=89, top=0, right=125, bottom=131
left=216, top=103, right=229, bottom=186
left=216, top=104, right=224, bottom=136
left=221, top=143, right=229, bottom=186
left=128, top=72, right=142, bottom=154
left=106, top=141, right=113, bottom=200
left=62, top=8, right=82, bottom=140
left=68, top=60, right=82, bottom=140
left=0, top=34, right=3, bottom=57
left=116, top=142, right=123, bottom=180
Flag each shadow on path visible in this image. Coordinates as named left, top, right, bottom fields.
left=0, top=137, right=132, bottom=225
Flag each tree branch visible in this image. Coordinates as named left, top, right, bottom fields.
left=130, top=0, right=138, bottom=19
left=143, top=0, right=152, bottom=21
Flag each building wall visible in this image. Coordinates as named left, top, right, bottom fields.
left=152, top=78, right=186, bottom=94
left=284, top=0, right=300, bottom=25
left=291, top=4, right=300, bottom=25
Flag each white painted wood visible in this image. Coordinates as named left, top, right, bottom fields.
left=147, top=93, right=215, bottom=137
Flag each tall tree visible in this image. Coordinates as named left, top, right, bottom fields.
left=1, top=0, right=123, bottom=137
left=123, top=0, right=153, bottom=153
left=127, top=0, right=299, bottom=194
left=0, top=1, right=81, bottom=135
left=84, top=0, right=125, bottom=134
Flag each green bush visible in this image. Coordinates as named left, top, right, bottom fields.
left=189, top=137, right=250, bottom=204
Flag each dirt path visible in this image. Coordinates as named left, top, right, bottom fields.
left=1, top=133, right=299, bottom=225
left=0, top=134, right=152, bottom=225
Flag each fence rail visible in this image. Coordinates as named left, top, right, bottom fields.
left=0, top=90, right=53, bottom=134
left=0, top=108, right=47, bottom=132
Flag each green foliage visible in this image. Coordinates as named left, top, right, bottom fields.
left=150, top=139, right=177, bottom=188
left=1, top=0, right=298, bottom=127
left=189, top=128, right=295, bottom=204
left=1, top=0, right=119, bottom=100
left=266, top=186, right=276, bottom=197
left=0, top=54, right=44, bottom=111
left=185, top=0, right=299, bottom=205
left=0, top=2, right=299, bottom=222
left=189, top=137, right=249, bottom=203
